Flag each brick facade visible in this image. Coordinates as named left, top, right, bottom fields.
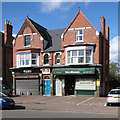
left=11, top=9, right=109, bottom=96
left=1, top=20, right=13, bottom=88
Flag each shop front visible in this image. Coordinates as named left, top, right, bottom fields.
left=52, top=67, right=100, bottom=96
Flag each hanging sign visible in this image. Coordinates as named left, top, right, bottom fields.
left=42, top=68, right=50, bottom=74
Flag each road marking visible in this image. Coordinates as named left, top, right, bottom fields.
left=104, top=103, right=107, bottom=106
left=76, top=97, right=94, bottom=106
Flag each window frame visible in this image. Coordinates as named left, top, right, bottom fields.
left=43, top=53, right=49, bottom=65
left=76, top=29, right=83, bottom=42
left=16, top=53, right=39, bottom=67
left=24, top=35, right=31, bottom=47
left=55, top=53, right=61, bottom=65
left=66, top=46, right=94, bottom=65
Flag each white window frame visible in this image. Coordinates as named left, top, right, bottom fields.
left=54, top=52, right=61, bottom=65
left=76, top=29, right=84, bottom=42
left=16, top=53, right=39, bottom=68
left=43, top=53, right=49, bottom=66
left=65, top=46, right=94, bottom=65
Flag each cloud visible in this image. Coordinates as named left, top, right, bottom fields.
left=110, top=36, right=119, bottom=62
left=39, top=1, right=74, bottom=13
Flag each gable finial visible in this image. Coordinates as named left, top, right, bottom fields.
left=27, top=14, right=28, bottom=18
left=78, top=6, right=80, bottom=13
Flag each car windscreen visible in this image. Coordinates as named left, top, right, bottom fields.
left=110, top=90, right=120, bottom=94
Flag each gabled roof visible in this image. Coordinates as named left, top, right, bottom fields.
left=28, top=17, right=48, bottom=40
left=44, top=28, right=65, bottom=52
left=63, top=9, right=97, bottom=36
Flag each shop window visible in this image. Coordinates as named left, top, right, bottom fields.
left=44, top=54, right=49, bottom=65
left=24, top=35, right=30, bottom=46
left=56, top=53, right=61, bottom=64
left=76, top=29, right=83, bottom=42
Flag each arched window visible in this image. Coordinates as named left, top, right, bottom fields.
left=56, top=53, right=60, bottom=64
left=44, top=54, right=49, bottom=65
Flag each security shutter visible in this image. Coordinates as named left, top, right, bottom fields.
left=16, top=79, right=39, bottom=95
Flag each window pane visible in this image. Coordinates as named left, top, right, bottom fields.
left=44, top=54, right=49, bottom=64
left=32, top=54, right=36, bottom=59
left=78, top=57, right=84, bottom=63
left=26, top=58, right=30, bottom=65
left=86, top=50, right=91, bottom=56
left=76, top=30, right=79, bottom=35
left=72, top=50, right=77, bottom=56
left=20, top=54, right=24, bottom=58
left=79, top=50, right=84, bottom=56
left=80, top=29, right=83, bottom=34
left=86, top=57, right=91, bottom=63
left=67, top=51, right=70, bottom=57
left=80, top=36, right=83, bottom=40
left=25, top=54, right=30, bottom=58
left=56, top=53, right=60, bottom=59
left=56, top=59, right=60, bottom=64
left=71, top=57, right=77, bottom=63
left=25, top=35, right=30, bottom=46
left=32, top=60, right=36, bottom=65
left=68, top=58, right=70, bottom=64
left=20, top=58, right=24, bottom=65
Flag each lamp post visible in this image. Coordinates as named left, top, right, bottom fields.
left=12, top=72, right=15, bottom=95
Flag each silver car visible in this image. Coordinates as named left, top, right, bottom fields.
left=107, top=89, right=120, bottom=106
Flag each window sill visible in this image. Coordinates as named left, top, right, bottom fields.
left=66, top=63, right=93, bottom=65
left=75, top=40, right=84, bottom=43
left=24, top=45, right=31, bottom=48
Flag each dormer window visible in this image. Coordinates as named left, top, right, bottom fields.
left=24, top=35, right=30, bottom=46
left=76, top=29, right=83, bottom=42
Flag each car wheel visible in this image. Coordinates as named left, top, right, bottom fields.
left=107, top=103, right=110, bottom=106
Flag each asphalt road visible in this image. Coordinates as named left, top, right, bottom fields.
left=2, top=110, right=118, bottom=118
left=1, top=95, right=119, bottom=119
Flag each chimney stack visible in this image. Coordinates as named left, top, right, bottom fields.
left=100, top=16, right=105, bottom=36
left=105, top=26, right=109, bottom=40
left=4, top=19, right=13, bottom=47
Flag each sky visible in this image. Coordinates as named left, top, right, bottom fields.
left=1, top=2, right=119, bottom=62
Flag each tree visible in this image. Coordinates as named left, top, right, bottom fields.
left=109, top=62, right=120, bottom=89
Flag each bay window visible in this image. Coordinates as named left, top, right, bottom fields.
left=66, top=47, right=93, bottom=65
left=17, top=53, right=39, bottom=67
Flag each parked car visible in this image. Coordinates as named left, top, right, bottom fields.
left=2, top=85, right=12, bottom=96
left=107, top=89, right=120, bottom=106
left=0, top=92, right=15, bottom=109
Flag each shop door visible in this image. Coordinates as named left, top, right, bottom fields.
left=44, top=80, right=50, bottom=95
left=56, top=78, right=62, bottom=96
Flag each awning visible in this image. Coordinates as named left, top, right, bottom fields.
left=52, top=68, right=95, bottom=75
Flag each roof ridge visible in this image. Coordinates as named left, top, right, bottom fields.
left=47, top=28, right=66, bottom=31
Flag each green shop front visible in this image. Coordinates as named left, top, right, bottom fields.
left=52, top=67, right=101, bottom=96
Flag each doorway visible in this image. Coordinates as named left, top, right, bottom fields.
left=65, top=75, right=75, bottom=95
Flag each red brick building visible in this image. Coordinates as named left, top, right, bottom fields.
left=10, top=9, right=109, bottom=96
left=0, top=19, right=13, bottom=88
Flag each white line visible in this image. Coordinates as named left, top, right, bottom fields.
left=76, top=97, right=94, bottom=106
left=104, top=103, right=107, bottom=106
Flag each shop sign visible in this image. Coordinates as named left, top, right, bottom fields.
left=53, top=68, right=95, bottom=75
left=23, top=70, right=32, bottom=73
left=75, top=78, right=96, bottom=90
left=42, top=68, right=50, bottom=74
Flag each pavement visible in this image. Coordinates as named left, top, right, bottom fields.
left=10, top=95, right=119, bottom=116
